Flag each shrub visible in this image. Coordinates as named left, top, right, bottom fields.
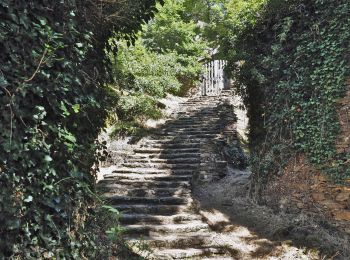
left=109, top=0, right=208, bottom=135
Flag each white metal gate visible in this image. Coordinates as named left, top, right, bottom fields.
left=200, top=60, right=227, bottom=96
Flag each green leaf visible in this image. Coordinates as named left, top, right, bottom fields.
left=44, top=155, right=53, bottom=162
left=24, top=196, right=33, bottom=203
left=39, top=19, right=47, bottom=26
left=72, top=104, right=80, bottom=113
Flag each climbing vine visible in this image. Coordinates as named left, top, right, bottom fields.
left=222, top=0, right=350, bottom=192
left=0, top=0, right=160, bottom=258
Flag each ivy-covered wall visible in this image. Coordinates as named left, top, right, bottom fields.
left=0, top=1, right=160, bottom=258
left=222, top=0, right=350, bottom=194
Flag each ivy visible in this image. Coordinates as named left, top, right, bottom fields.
left=222, top=0, right=350, bottom=192
left=0, top=0, right=160, bottom=258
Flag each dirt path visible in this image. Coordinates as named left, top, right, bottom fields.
left=194, top=169, right=350, bottom=259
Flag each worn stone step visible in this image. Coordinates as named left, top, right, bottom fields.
left=167, top=119, right=221, bottom=125
left=107, top=168, right=195, bottom=175
left=135, top=147, right=199, bottom=153
left=176, top=112, right=219, bottom=117
left=104, top=173, right=193, bottom=182
left=201, top=257, right=235, bottom=260
left=166, top=117, right=220, bottom=124
left=159, top=130, right=220, bottom=135
left=152, top=133, right=219, bottom=139
left=103, top=187, right=191, bottom=198
left=128, top=232, right=213, bottom=249
left=99, top=180, right=191, bottom=189
left=121, top=163, right=198, bottom=170
left=184, top=103, right=219, bottom=106
left=168, top=115, right=220, bottom=120
left=160, top=128, right=219, bottom=133
left=120, top=213, right=201, bottom=225
left=124, top=222, right=209, bottom=236
left=130, top=153, right=201, bottom=160
left=125, top=158, right=200, bottom=164
left=144, top=137, right=204, bottom=143
left=114, top=204, right=191, bottom=215
left=174, top=115, right=219, bottom=120
left=180, top=100, right=219, bottom=104
left=175, top=110, right=219, bottom=114
left=164, top=121, right=219, bottom=126
left=150, top=248, right=228, bottom=260
left=105, top=196, right=191, bottom=205
left=163, top=124, right=220, bottom=129
left=161, top=123, right=220, bottom=128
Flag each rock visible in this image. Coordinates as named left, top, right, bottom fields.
left=335, top=192, right=350, bottom=202
left=319, top=200, right=345, bottom=210
left=297, top=202, right=304, bottom=209
left=312, top=193, right=326, bottom=201
left=333, top=210, right=350, bottom=221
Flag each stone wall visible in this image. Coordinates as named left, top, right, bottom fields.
left=194, top=93, right=239, bottom=184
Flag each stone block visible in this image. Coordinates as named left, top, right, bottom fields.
left=335, top=192, right=350, bottom=202
left=333, top=210, right=350, bottom=221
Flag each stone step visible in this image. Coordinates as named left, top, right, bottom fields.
left=120, top=213, right=201, bottom=225
left=166, top=119, right=221, bottom=124
left=141, top=139, right=203, bottom=145
left=135, top=147, right=199, bottom=153
left=99, top=180, right=191, bottom=189
left=152, top=133, right=219, bottom=139
left=105, top=196, right=191, bottom=205
left=176, top=107, right=220, bottom=111
left=124, top=222, right=209, bottom=236
left=114, top=204, right=191, bottom=215
left=168, top=115, right=220, bottom=120
left=104, top=174, right=193, bottom=182
left=181, top=99, right=219, bottom=102
left=128, top=231, right=213, bottom=249
left=138, top=146, right=200, bottom=151
left=174, top=115, right=219, bottom=119
left=179, top=102, right=219, bottom=105
left=171, top=114, right=215, bottom=119
left=176, top=112, right=219, bottom=116
left=103, top=187, right=191, bottom=198
left=163, top=125, right=221, bottom=130
left=164, top=121, right=219, bottom=126
left=107, top=168, right=196, bottom=175
left=201, top=257, right=235, bottom=260
left=121, top=163, right=199, bottom=170
left=150, top=248, right=228, bottom=260
left=143, top=139, right=202, bottom=145
left=129, top=153, right=201, bottom=160
left=124, top=158, right=200, bottom=164
left=159, top=130, right=220, bottom=135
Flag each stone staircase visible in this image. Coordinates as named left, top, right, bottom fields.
left=99, top=91, right=237, bottom=259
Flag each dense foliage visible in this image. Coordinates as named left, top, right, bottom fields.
left=3, top=0, right=349, bottom=257
left=221, top=0, right=350, bottom=194
left=110, top=0, right=208, bottom=135
left=0, top=0, right=160, bottom=258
